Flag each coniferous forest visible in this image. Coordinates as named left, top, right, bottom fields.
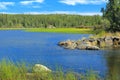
left=0, top=14, right=103, bottom=28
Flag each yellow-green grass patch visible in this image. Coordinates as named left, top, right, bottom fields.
left=25, top=28, right=93, bottom=34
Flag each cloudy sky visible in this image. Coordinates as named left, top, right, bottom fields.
left=0, top=0, right=107, bottom=15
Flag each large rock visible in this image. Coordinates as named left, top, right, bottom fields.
left=90, top=40, right=97, bottom=46
left=112, top=36, right=120, bottom=46
left=77, top=42, right=100, bottom=50
left=86, top=46, right=100, bottom=50
left=97, top=38, right=105, bottom=48
left=65, top=41, right=77, bottom=49
left=58, top=40, right=77, bottom=49
left=59, top=39, right=100, bottom=50
left=58, top=35, right=120, bottom=50
left=104, top=36, right=113, bottom=47
left=58, top=41, right=66, bottom=47
left=33, top=64, right=51, bottom=73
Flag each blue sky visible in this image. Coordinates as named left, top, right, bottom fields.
left=0, top=0, right=107, bottom=15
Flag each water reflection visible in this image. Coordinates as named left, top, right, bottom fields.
left=105, top=50, right=120, bottom=80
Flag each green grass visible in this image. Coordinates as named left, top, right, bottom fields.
left=0, top=59, right=119, bottom=80
left=0, top=59, right=103, bottom=80
left=0, top=28, right=93, bottom=34
left=25, top=28, right=93, bottom=34
left=90, top=30, right=120, bottom=39
left=0, top=59, right=27, bottom=80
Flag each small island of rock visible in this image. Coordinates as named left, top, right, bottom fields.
left=58, top=36, right=120, bottom=50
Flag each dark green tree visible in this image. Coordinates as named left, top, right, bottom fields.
left=0, top=14, right=102, bottom=28
left=104, top=0, right=120, bottom=32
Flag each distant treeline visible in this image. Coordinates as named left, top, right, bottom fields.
left=0, top=14, right=102, bottom=28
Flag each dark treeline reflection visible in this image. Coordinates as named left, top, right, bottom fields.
left=105, top=50, right=120, bottom=80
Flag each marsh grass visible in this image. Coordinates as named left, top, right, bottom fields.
left=0, top=59, right=104, bottom=80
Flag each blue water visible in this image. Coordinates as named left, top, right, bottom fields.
left=0, top=30, right=107, bottom=75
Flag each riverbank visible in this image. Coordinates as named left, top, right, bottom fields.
left=25, top=28, right=93, bottom=34
left=1, top=59, right=119, bottom=80
left=0, top=28, right=93, bottom=34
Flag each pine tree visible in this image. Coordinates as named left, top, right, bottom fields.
left=104, top=0, right=120, bottom=32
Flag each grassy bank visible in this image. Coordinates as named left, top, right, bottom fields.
left=0, top=59, right=104, bottom=80
left=25, top=28, right=93, bottom=34
left=91, top=30, right=120, bottom=38
left=0, top=28, right=93, bottom=34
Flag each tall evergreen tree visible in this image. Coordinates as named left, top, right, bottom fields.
left=104, top=0, right=120, bottom=32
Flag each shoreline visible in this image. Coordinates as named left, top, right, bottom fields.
left=0, top=28, right=93, bottom=34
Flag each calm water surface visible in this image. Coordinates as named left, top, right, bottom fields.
left=0, top=30, right=119, bottom=77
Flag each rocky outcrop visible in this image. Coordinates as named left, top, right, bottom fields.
left=58, top=36, right=120, bottom=50
left=58, top=39, right=99, bottom=50
left=58, top=40, right=77, bottom=49
left=77, top=41, right=100, bottom=50
left=33, top=64, right=51, bottom=73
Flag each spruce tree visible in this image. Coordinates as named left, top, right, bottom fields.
left=104, top=0, right=120, bottom=32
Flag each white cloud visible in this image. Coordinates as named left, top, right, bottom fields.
left=0, top=2, right=15, bottom=9
left=23, top=11, right=102, bottom=15
left=32, top=6, right=41, bottom=8
left=20, top=0, right=44, bottom=5
left=59, top=0, right=107, bottom=5
left=20, top=1, right=33, bottom=5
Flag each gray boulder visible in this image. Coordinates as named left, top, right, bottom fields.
left=86, top=46, right=100, bottom=50
left=33, top=64, right=51, bottom=73
left=65, top=41, right=77, bottom=49
left=58, top=41, right=66, bottom=47
left=59, top=40, right=100, bottom=50
left=58, top=40, right=77, bottom=49
left=104, top=37, right=113, bottom=47
left=77, top=42, right=100, bottom=50
left=97, top=38, right=105, bottom=48
left=77, top=42, right=91, bottom=49
left=58, top=35, right=120, bottom=50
